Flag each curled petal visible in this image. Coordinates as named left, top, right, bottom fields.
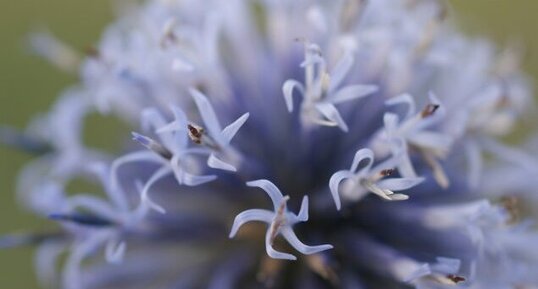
left=329, top=170, right=353, bottom=210
left=265, top=229, right=296, bottom=261
left=140, top=166, right=171, bottom=214
left=315, top=102, right=348, bottom=132
left=281, top=227, right=333, bottom=255
left=377, top=177, right=424, bottom=191
left=221, top=112, right=249, bottom=144
left=207, top=153, right=237, bottom=172
left=246, top=179, right=285, bottom=210
left=350, top=148, right=375, bottom=173
left=282, top=80, right=305, bottom=112
left=228, top=209, right=274, bottom=238
left=386, top=93, right=416, bottom=119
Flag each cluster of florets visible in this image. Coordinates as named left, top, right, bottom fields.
left=2, top=0, right=538, bottom=288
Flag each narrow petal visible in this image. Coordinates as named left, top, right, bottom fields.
left=207, top=153, right=237, bottom=172
left=105, top=240, right=126, bottom=264
left=246, top=179, right=284, bottom=210
left=296, top=196, right=309, bottom=222
left=396, top=147, right=418, bottom=178
left=329, top=171, right=353, bottom=210
left=190, top=88, right=223, bottom=137
left=281, top=227, right=333, bottom=255
left=315, top=102, right=349, bottom=132
left=141, top=108, right=167, bottom=133
left=110, top=151, right=161, bottom=211
left=229, top=209, right=274, bottom=238
left=377, top=177, right=424, bottom=191
left=385, top=93, right=416, bottom=119
left=221, top=112, right=249, bottom=144
left=265, top=230, right=296, bottom=261
left=170, top=154, right=216, bottom=186
left=410, top=131, right=452, bottom=153
left=464, top=140, right=482, bottom=188
left=383, top=113, right=400, bottom=135
left=181, top=171, right=217, bottom=186
left=350, top=148, right=374, bottom=173
left=327, top=85, right=377, bottom=105
left=282, top=80, right=305, bottom=112
left=141, top=166, right=171, bottom=214
left=328, top=52, right=354, bottom=92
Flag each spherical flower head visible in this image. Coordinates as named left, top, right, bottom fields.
left=3, top=0, right=538, bottom=289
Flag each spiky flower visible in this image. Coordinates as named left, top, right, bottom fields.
left=2, top=0, right=538, bottom=288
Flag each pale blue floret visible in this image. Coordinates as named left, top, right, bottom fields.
left=329, top=148, right=424, bottom=210
left=6, top=0, right=538, bottom=287
left=112, top=107, right=216, bottom=214
left=229, top=179, right=333, bottom=260
left=189, top=88, right=250, bottom=172
left=282, top=42, right=378, bottom=132
left=373, top=93, right=452, bottom=188
left=46, top=164, right=155, bottom=289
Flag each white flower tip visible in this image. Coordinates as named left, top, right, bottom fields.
left=207, top=153, right=237, bottom=172
left=389, top=194, right=409, bottom=201
left=297, top=196, right=309, bottom=221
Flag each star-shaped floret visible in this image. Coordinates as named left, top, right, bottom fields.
left=229, top=179, right=333, bottom=260
left=329, top=148, right=424, bottom=210
left=374, top=93, right=452, bottom=188
left=188, top=88, right=250, bottom=172
left=112, top=106, right=216, bottom=214
left=282, top=41, right=377, bottom=132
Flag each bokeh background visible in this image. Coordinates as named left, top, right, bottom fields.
left=0, top=0, right=537, bottom=288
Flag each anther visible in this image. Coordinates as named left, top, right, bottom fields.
left=446, top=274, right=466, bottom=284
left=187, top=124, right=204, bottom=144
left=421, top=104, right=440, bottom=118
left=380, top=169, right=395, bottom=177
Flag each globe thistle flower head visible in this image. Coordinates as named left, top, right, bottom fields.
left=3, top=0, right=538, bottom=288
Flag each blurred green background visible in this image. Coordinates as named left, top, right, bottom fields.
left=0, top=0, right=537, bottom=288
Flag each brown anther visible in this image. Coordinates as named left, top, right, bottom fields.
left=187, top=124, right=204, bottom=144
left=421, top=104, right=440, bottom=118
left=446, top=274, right=466, bottom=284
left=380, top=169, right=394, bottom=177
left=268, top=196, right=289, bottom=245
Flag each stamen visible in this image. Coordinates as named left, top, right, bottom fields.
left=268, top=196, right=290, bottom=245
left=445, top=274, right=466, bottom=284
left=132, top=132, right=173, bottom=159
left=187, top=124, right=204, bottom=144
left=380, top=169, right=395, bottom=177
left=421, top=104, right=440, bottom=118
